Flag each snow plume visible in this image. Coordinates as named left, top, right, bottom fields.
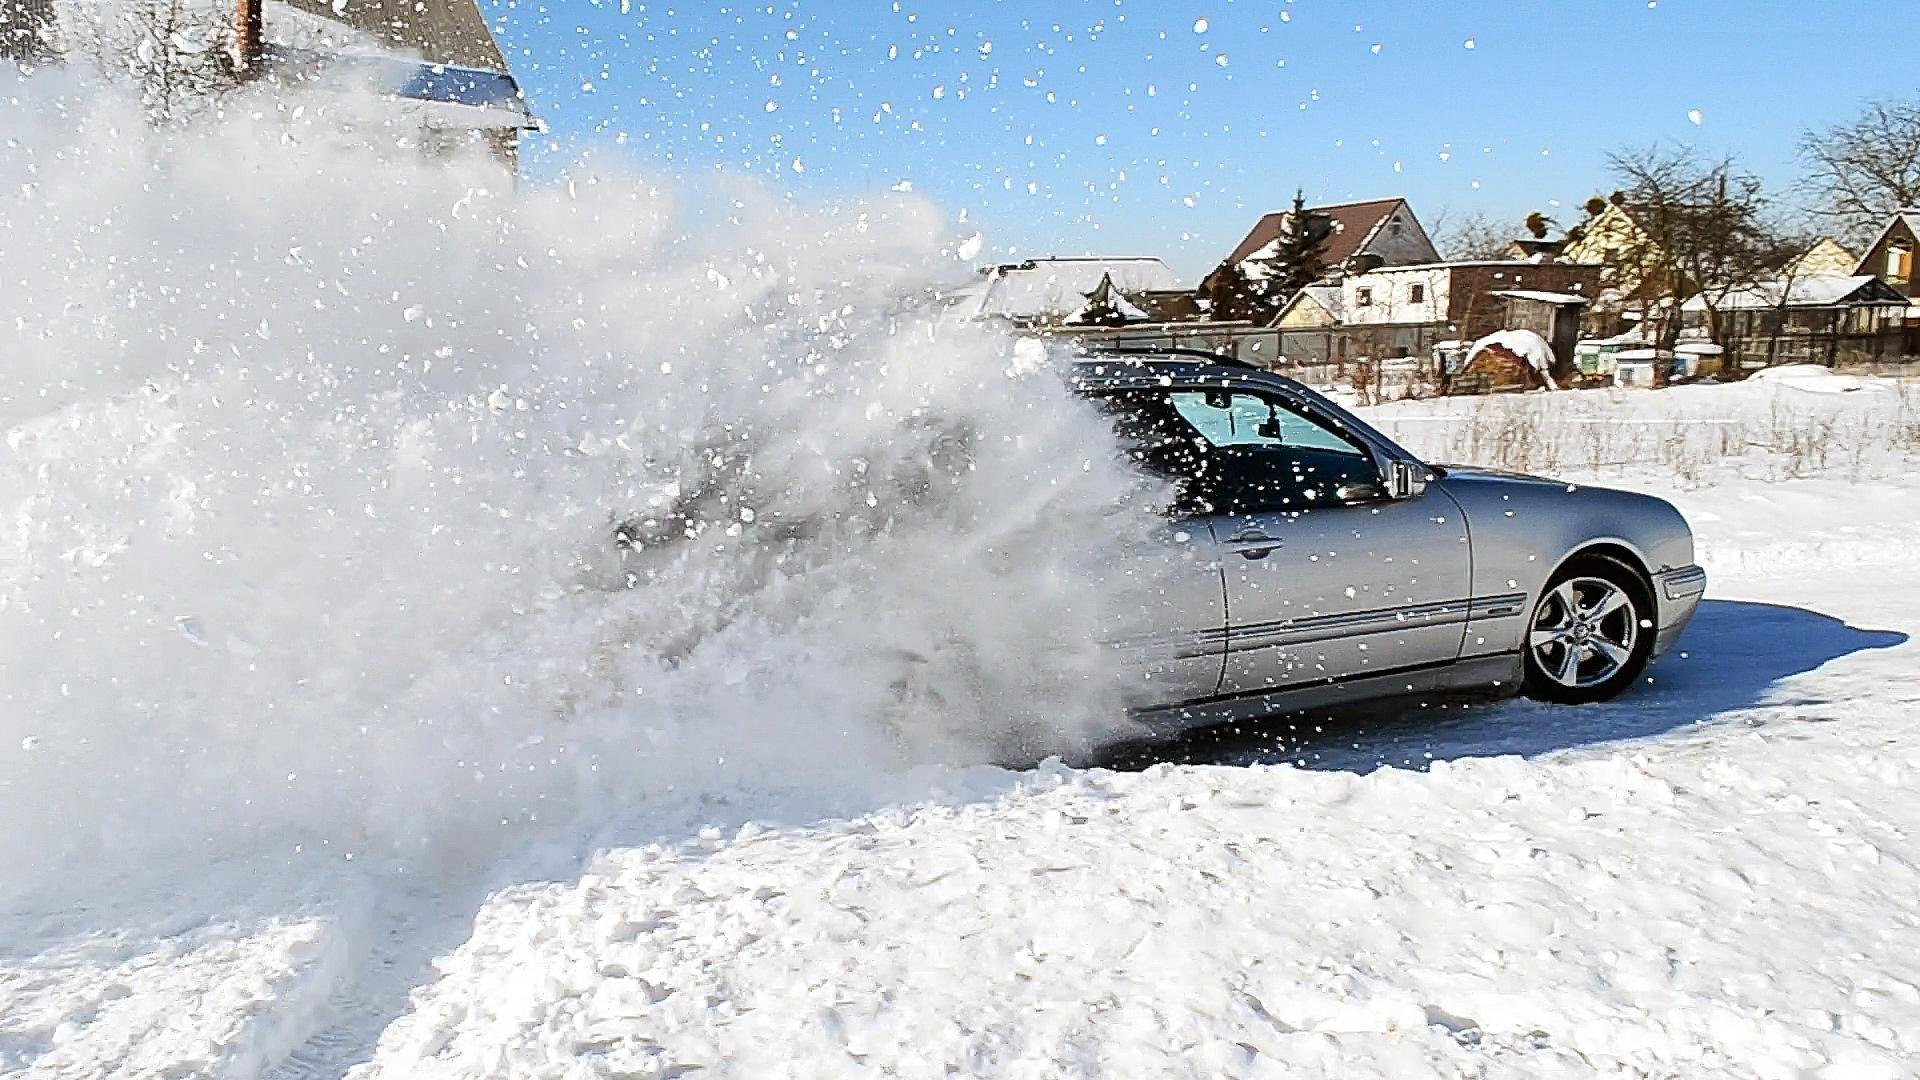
left=0, top=83, right=1163, bottom=896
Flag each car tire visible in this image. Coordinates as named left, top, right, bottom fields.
left=1521, top=555, right=1656, bottom=705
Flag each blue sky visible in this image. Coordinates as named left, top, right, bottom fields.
left=488, top=0, right=1904, bottom=281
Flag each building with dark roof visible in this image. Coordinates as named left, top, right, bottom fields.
left=1216, top=197, right=1441, bottom=279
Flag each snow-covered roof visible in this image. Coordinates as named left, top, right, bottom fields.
left=1681, top=275, right=1907, bottom=312
left=265, top=1, right=536, bottom=130
left=957, top=257, right=1181, bottom=321
left=1492, top=289, right=1590, bottom=306
left=1297, top=284, right=1345, bottom=319
left=1355, top=259, right=1605, bottom=273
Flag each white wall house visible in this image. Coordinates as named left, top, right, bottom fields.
left=1341, top=266, right=1453, bottom=327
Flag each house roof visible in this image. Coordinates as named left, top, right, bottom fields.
left=1222, top=198, right=1412, bottom=270
left=1493, top=289, right=1591, bottom=306
left=253, top=3, right=537, bottom=129
left=1298, top=284, right=1346, bottom=319
left=1785, top=237, right=1859, bottom=277
left=276, top=0, right=508, bottom=72
left=1852, top=209, right=1920, bottom=275
left=1349, top=259, right=1603, bottom=273
left=1132, top=290, right=1207, bottom=322
left=1273, top=284, right=1346, bottom=325
left=1681, top=274, right=1907, bottom=312
left=952, top=257, right=1182, bottom=321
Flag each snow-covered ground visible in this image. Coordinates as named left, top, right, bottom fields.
left=338, top=462, right=1920, bottom=1080
left=7, top=83, right=1920, bottom=1080
left=10, top=376, right=1920, bottom=1078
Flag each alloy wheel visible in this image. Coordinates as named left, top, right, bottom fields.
left=1528, top=576, right=1640, bottom=690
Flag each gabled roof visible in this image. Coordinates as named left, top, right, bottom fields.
left=1785, top=237, right=1858, bottom=278
left=1133, top=290, right=1207, bottom=322
left=1852, top=209, right=1920, bottom=275
left=1291, top=284, right=1346, bottom=320
left=276, top=0, right=506, bottom=72
left=1222, top=198, right=1421, bottom=270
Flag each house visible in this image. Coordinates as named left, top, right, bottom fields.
left=1274, top=260, right=1603, bottom=373
left=1275, top=285, right=1344, bottom=330
left=270, top=0, right=538, bottom=170
left=1505, top=236, right=1566, bottom=262
left=950, top=256, right=1182, bottom=326
left=1852, top=208, right=1920, bottom=305
left=10, top=0, right=538, bottom=171
left=1209, top=197, right=1440, bottom=291
left=1680, top=274, right=1909, bottom=368
left=1785, top=237, right=1859, bottom=279
left=1558, top=202, right=1676, bottom=303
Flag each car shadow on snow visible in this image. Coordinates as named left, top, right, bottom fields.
left=1093, top=600, right=1910, bottom=774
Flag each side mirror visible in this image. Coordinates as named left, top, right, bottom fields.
left=1383, top=459, right=1429, bottom=500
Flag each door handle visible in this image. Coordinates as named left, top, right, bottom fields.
left=1225, top=529, right=1284, bottom=559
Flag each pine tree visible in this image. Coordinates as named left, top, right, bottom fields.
left=1069, top=272, right=1140, bottom=327
left=1204, top=260, right=1276, bottom=323
left=1263, top=190, right=1334, bottom=301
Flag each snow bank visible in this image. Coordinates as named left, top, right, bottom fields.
left=0, top=81, right=1169, bottom=903
left=1744, top=364, right=1895, bottom=394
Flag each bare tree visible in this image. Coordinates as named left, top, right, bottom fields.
left=61, top=0, right=243, bottom=123
left=1799, top=97, right=1920, bottom=243
left=1605, top=145, right=1773, bottom=347
left=1433, top=210, right=1515, bottom=262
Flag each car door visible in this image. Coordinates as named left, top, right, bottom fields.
left=1089, top=392, right=1229, bottom=708
left=1166, top=388, right=1474, bottom=696
left=1106, top=516, right=1229, bottom=708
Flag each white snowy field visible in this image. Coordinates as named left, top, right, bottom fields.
left=7, top=375, right=1920, bottom=1080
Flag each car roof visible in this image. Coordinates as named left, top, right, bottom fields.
left=1065, top=348, right=1418, bottom=465
left=1066, top=349, right=1307, bottom=393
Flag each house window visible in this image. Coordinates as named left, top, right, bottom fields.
left=1408, top=283, right=1426, bottom=304
left=1888, top=246, right=1913, bottom=284
left=1355, top=287, right=1374, bottom=307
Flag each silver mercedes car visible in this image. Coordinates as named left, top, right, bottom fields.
left=1075, top=351, right=1706, bottom=731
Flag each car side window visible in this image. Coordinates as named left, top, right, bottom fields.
left=1097, top=388, right=1386, bottom=515
left=1168, top=391, right=1371, bottom=458
left=1094, top=390, right=1220, bottom=514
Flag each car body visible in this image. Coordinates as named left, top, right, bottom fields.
left=1072, top=351, right=1706, bottom=731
